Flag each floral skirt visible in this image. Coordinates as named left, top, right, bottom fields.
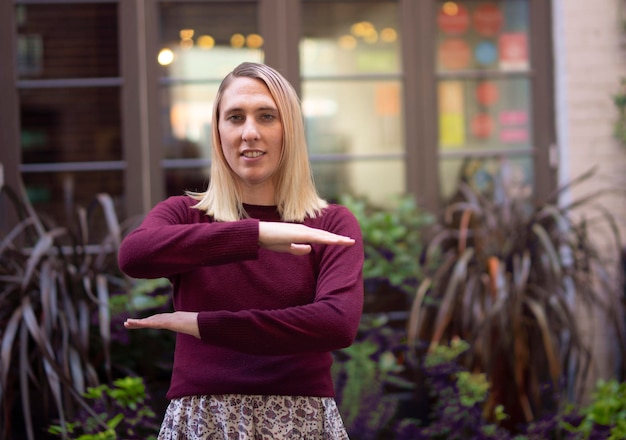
left=157, top=394, right=349, bottom=440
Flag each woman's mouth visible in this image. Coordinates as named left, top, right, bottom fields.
left=242, top=151, right=264, bottom=158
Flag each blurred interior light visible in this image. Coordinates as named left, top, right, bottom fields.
left=442, top=2, right=459, bottom=15
left=158, top=48, right=174, bottom=66
left=231, top=33, right=245, bottom=48
left=350, top=21, right=374, bottom=38
left=246, top=33, right=264, bottom=49
left=197, top=35, right=215, bottom=49
left=380, top=27, right=397, bottom=43
left=179, top=29, right=195, bottom=40
left=363, top=28, right=378, bottom=44
left=338, top=35, right=357, bottom=50
left=180, top=39, right=193, bottom=49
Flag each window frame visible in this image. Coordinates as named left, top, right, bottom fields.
left=0, top=0, right=556, bottom=224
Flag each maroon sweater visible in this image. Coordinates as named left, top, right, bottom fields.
left=118, top=196, right=364, bottom=399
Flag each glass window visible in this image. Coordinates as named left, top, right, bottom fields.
left=157, top=2, right=262, bottom=197
left=435, top=0, right=533, bottom=200
left=20, top=87, right=122, bottom=164
left=301, top=0, right=404, bottom=204
left=301, top=2, right=400, bottom=76
left=16, top=4, right=119, bottom=79
left=22, top=170, right=124, bottom=232
left=16, top=3, right=122, bottom=231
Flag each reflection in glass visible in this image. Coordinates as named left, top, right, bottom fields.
left=439, top=155, right=534, bottom=200
left=303, top=80, right=403, bottom=156
left=16, top=4, right=118, bottom=79
left=303, top=79, right=404, bottom=204
left=20, top=87, right=122, bottom=164
left=301, top=1, right=403, bottom=204
left=161, top=84, right=217, bottom=160
left=158, top=2, right=262, bottom=180
left=158, top=2, right=262, bottom=81
left=301, top=1, right=400, bottom=76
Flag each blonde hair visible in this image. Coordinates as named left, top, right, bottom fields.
left=187, top=62, right=327, bottom=222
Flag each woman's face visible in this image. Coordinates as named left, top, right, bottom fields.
left=218, top=76, right=284, bottom=203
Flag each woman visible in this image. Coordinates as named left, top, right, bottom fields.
left=118, top=62, right=364, bottom=439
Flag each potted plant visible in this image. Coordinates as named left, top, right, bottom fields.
left=406, top=168, right=626, bottom=432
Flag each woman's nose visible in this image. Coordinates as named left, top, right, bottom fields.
left=242, top=121, right=260, bottom=141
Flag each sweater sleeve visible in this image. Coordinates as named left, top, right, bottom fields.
left=196, top=205, right=364, bottom=355
left=118, top=197, right=260, bottom=279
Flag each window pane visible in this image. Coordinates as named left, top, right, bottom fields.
left=158, top=1, right=262, bottom=184
left=165, top=168, right=210, bottom=197
left=20, top=87, right=122, bottom=164
left=23, top=171, right=124, bottom=236
left=438, top=77, right=532, bottom=150
left=436, top=0, right=529, bottom=73
left=301, top=1, right=400, bottom=76
left=439, top=156, right=534, bottom=200
left=313, top=159, right=405, bottom=203
left=158, top=2, right=262, bottom=81
left=435, top=0, right=533, bottom=199
left=161, top=83, right=217, bottom=160
left=303, top=79, right=404, bottom=204
left=301, top=0, right=404, bottom=204
left=16, top=3, right=119, bottom=79
left=303, top=80, right=403, bottom=156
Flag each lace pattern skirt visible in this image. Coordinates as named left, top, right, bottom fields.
left=157, top=394, right=349, bottom=439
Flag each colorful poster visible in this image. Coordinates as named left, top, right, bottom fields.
left=473, top=3, right=504, bottom=37
left=438, top=38, right=471, bottom=70
left=499, top=110, right=530, bottom=144
left=476, top=81, right=499, bottom=106
left=499, top=32, right=529, bottom=71
left=439, top=81, right=466, bottom=147
left=438, top=3, right=470, bottom=35
left=471, top=113, right=495, bottom=139
left=474, top=40, right=498, bottom=66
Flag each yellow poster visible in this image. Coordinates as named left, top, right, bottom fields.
left=438, top=81, right=465, bottom=147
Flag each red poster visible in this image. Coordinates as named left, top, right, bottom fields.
left=473, top=3, right=504, bottom=37
left=438, top=3, right=470, bottom=35
left=471, top=113, right=495, bottom=139
left=476, top=82, right=499, bottom=106
left=499, top=32, right=529, bottom=71
left=438, top=39, right=471, bottom=70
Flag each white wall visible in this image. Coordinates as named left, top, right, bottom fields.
left=555, top=0, right=626, bottom=397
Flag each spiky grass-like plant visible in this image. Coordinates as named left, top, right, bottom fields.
left=407, top=169, right=626, bottom=430
left=0, top=178, right=141, bottom=440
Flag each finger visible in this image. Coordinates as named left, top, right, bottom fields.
left=125, top=317, right=161, bottom=330
left=124, top=318, right=148, bottom=329
left=309, top=234, right=355, bottom=246
left=289, top=243, right=312, bottom=255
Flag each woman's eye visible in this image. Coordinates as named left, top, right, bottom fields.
left=227, top=115, right=243, bottom=122
left=261, top=114, right=276, bottom=121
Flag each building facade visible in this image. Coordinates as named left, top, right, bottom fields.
left=0, top=0, right=624, bottom=382
left=1, top=0, right=559, bottom=222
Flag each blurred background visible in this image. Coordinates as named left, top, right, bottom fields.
left=2, top=0, right=623, bottom=224
left=1, top=1, right=626, bottom=438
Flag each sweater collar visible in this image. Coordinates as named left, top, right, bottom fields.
left=242, top=203, right=281, bottom=221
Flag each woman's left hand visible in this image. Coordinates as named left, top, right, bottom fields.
left=258, top=221, right=355, bottom=255
left=124, top=311, right=200, bottom=338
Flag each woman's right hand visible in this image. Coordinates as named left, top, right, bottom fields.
left=258, top=221, right=355, bottom=255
